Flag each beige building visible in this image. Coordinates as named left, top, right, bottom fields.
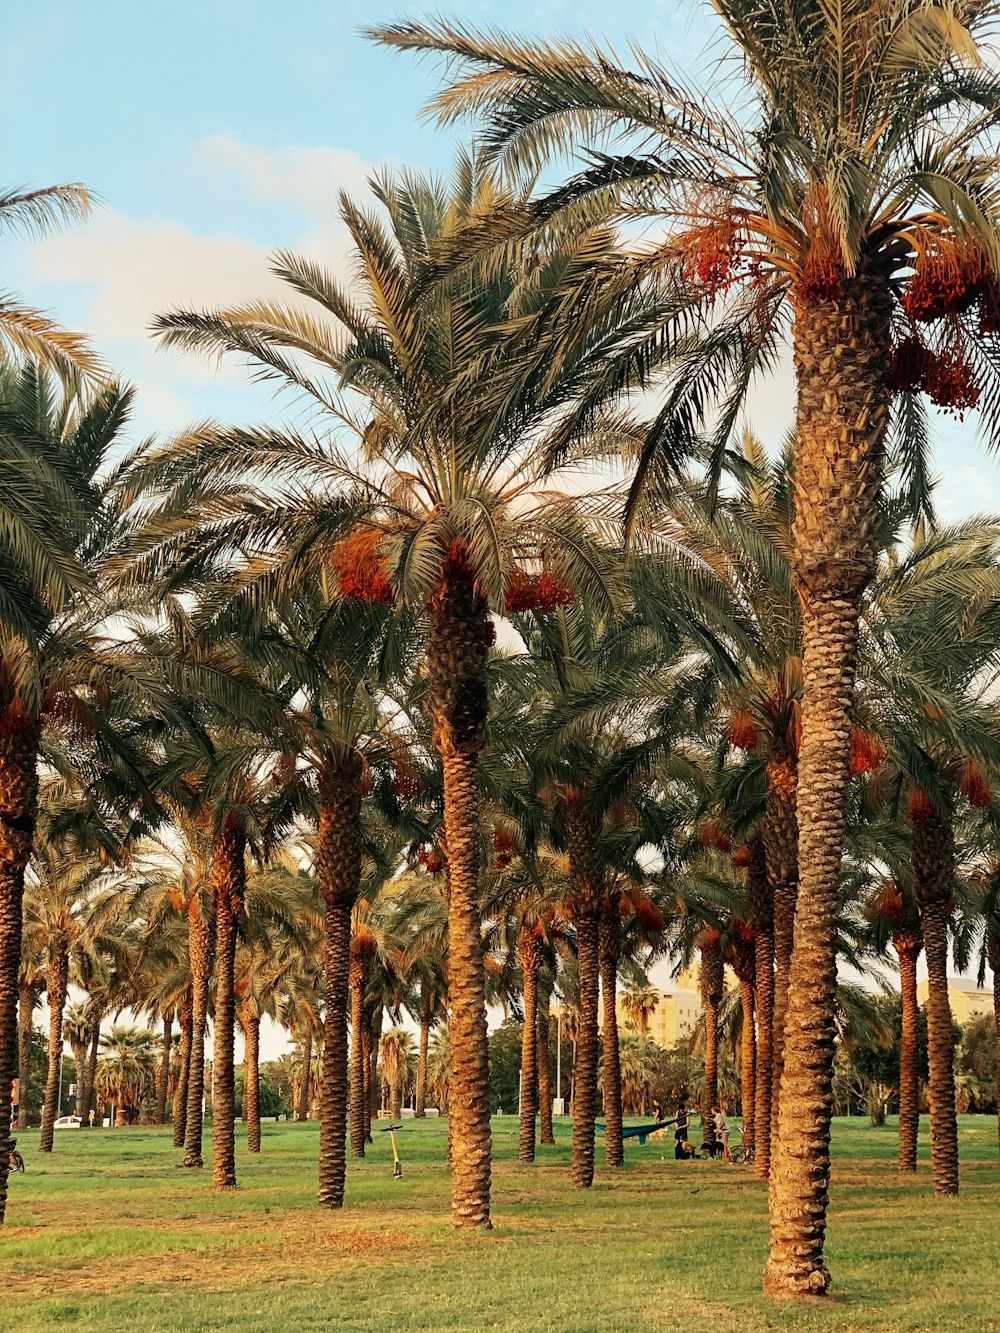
left=619, top=967, right=703, bottom=1048
left=916, top=977, right=994, bottom=1024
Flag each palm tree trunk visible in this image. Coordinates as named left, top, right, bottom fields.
left=700, top=938, right=722, bottom=1153
left=748, top=840, right=774, bottom=1179
left=39, top=939, right=69, bottom=1152
left=517, top=928, right=541, bottom=1163
left=173, top=991, right=192, bottom=1147
left=739, top=978, right=756, bottom=1158
left=85, top=1020, right=99, bottom=1127
left=244, top=1012, right=261, bottom=1153
left=765, top=274, right=892, bottom=1299
left=349, top=952, right=368, bottom=1157
left=366, top=1005, right=382, bottom=1142
left=317, top=754, right=363, bottom=1211
left=440, top=745, right=492, bottom=1222
left=565, top=798, right=603, bottom=1189
left=211, top=819, right=246, bottom=1190
left=155, top=1010, right=173, bottom=1126
left=989, top=929, right=1000, bottom=1156
left=415, top=983, right=430, bottom=1119
left=599, top=906, right=623, bottom=1169
left=0, top=713, right=39, bottom=1225
left=763, top=766, right=797, bottom=1138
left=912, top=802, right=959, bottom=1196
left=16, top=982, right=33, bottom=1131
left=537, top=970, right=554, bottom=1145
left=428, top=559, right=493, bottom=1227
left=390, top=1080, right=402, bottom=1120
left=896, top=932, right=922, bottom=1173
left=183, top=896, right=214, bottom=1168
left=295, top=1029, right=312, bottom=1122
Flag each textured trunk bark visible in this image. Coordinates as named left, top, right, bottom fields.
left=428, top=556, right=493, bottom=1227
left=764, top=273, right=892, bottom=1299
left=389, top=1081, right=402, bottom=1119
left=599, top=907, right=623, bottom=1169
left=700, top=939, right=722, bottom=1153
left=517, top=928, right=541, bottom=1163
left=69, top=1039, right=88, bottom=1124
left=211, top=820, right=246, bottom=1189
left=921, top=901, right=958, bottom=1194
left=537, top=970, right=555, bottom=1145
left=764, top=766, right=798, bottom=1137
left=295, top=1029, right=312, bottom=1122
left=415, top=985, right=430, bottom=1118
left=172, top=992, right=192, bottom=1147
left=155, top=1010, right=173, bottom=1126
left=183, top=895, right=215, bottom=1168
left=367, top=1006, right=383, bottom=1143
left=244, top=1012, right=261, bottom=1153
left=739, top=978, right=756, bottom=1158
left=317, top=754, right=363, bottom=1211
left=748, top=840, right=774, bottom=1179
left=566, top=799, right=603, bottom=1190
left=0, top=715, right=39, bottom=1225
left=85, top=1020, right=99, bottom=1127
left=39, top=938, right=69, bottom=1152
left=990, top=931, right=1000, bottom=1156
left=896, top=934, right=921, bottom=1173
left=16, top=982, right=33, bottom=1131
left=912, top=802, right=959, bottom=1196
left=349, top=952, right=368, bottom=1157
left=439, top=746, right=492, bottom=1222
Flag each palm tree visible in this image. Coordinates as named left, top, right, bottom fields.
left=16, top=934, right=44, bottom=1131
left=0, top=184, right=97, bottom=377
left=0, top=366, right=158, bottom=1222
left=125, top=154, right=621, bottom=1227
left=620, top=986, right=660, bottom=1038
left=95, top=1025, right=156, bottom=1126
left=864, top=878, right=923, bottom=1172
left=382, top=1028, right=416, bottom=1119
left=372, top=9, right=1000, bottom=1292
left=23, top=831, right=119, bottom=1153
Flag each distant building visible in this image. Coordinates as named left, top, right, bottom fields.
left=916, top=977, right=994, bottom=1024
left=618, top=967, right=702, bottom=1048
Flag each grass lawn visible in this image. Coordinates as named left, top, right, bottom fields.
left=2, top=1115, right=999, bottom=1332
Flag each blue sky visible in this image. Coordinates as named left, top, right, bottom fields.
left=6, top=0, right=999, bottom=522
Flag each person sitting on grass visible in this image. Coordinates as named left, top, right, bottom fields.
left=674, top=1104, right=696, bottom=1159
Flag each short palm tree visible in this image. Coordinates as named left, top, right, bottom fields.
left=95, top=1025, right=156, bottom=1126
left=373, top=8, right=1000, bottom=1293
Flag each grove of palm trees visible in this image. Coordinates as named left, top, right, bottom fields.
left=6, top=2, right=1000, bottom=1326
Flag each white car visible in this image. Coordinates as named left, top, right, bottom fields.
left=54, top=1115, right=82, bottom=1129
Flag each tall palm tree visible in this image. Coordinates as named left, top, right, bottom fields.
left=372, top=9, right=1000, bottom=1293
left=124, top=155, right=621, bottom=1227
left=0, top=366, right=159, bottom=1222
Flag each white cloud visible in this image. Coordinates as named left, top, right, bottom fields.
left=26, top=137, right=374, bottom=433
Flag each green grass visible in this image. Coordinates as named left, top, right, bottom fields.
left=3, top=1115, right=999, bottom=1331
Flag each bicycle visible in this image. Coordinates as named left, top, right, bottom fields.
left=7, top=1138, right=25, bottom=1174
left=728, top=1130, right=755, bottom=1165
